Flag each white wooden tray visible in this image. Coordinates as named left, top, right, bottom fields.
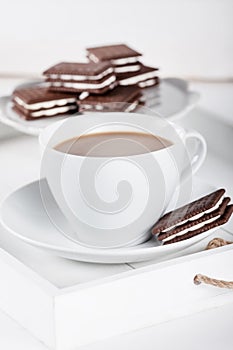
left=0, top=224, right=232, bottom=350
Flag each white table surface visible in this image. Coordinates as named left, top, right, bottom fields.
left=0, top=79, right=232, bottom=349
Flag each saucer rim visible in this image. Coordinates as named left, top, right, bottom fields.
left=0, top=179, right=216, bottom=263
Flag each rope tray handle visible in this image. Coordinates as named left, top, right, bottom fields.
left=194, top=237, right=233, bottom=289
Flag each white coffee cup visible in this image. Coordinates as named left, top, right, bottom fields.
left=39, top=113, right=206, bottom=249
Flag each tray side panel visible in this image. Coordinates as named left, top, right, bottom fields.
left=54, top=247, right=233, bottom=350
left=0, top=249, right=56, bottom=349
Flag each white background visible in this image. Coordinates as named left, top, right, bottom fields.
left=0, top=0, right=233, bottom=79
left=0, top=1, right=233, bottom=349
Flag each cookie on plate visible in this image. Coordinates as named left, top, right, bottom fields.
left=78, top=85, right=142, bottom=113
left=116, top=65, right=159, bottom=88
left=44, top=62, right=116, bottom=95
left=12, top=86, right=79, bottom=120
left=87, top=44, right=142, bottom=73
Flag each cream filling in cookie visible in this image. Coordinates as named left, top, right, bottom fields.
left=112, top=57, right=140, bottom=65
left=31, top=105, right=77, bottom=118
left=139, top=79, right=158, bottom=88
left=81, top=100, right=139, bottom=112
left=88, top=53, right=100, bottom=63
left=51, top=75, right=116, bottom=90
left=47, top=67, right=114, bottom=81
left=162, top=215, right=221, bottom=243
left=161, top=197, right=224, bottom=233
left=79, top=92, right=89, bottom=100
left=81, top=104, right=104, bottom=111
left=119, top=71, right=158, bottom=86
left=124, top=101, right=139, bottom=112
left=14, top=96, right=76, bottom=111
left=114, top=65, right=141, bottom=73
left=88, top=53, right=140, bottom=66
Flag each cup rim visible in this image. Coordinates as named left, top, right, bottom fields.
left=39, top=112, right=181, bottom=160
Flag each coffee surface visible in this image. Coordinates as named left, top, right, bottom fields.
left=54, top=131, right=172, bottom=157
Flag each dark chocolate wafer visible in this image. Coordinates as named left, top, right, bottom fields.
left=116, top=65, right=159, bottom=87
left=13, top=104, right=78, bottom=120
left=43, top=61, right=113, bottom=77
left=158, top=197, right=230, bottom=241
left=49, top=82, right=116, bottom=95
left=12, top=85, right=79, bottom=120
left=47, top=74, right=116, bottom=95
left=46, top=74, right=113, bottom=85
left=87, top=44, right=142, bottom=63
left=43, top=61, right=116, bottom=95
left=78, top=85, right=142, bottom=112
left=13, top=86, right=78, bottom=105
left=164, top=205, right=233, bottom=245
left=152, top=189, right=226, bottom=235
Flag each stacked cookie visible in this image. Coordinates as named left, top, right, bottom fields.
left=81, top=44, right=159, bottom=112
left=79, top=85, right=142, bottom=113
left=12, top=86, right=78, bottom=120
left=152, top=189, right=233, bottom=245
left=87, top=44, right=142, bottom=74
left=44, top=62, right=116, bottom=95
left=12, top=43, right=160, bottom=120
left=87, top=44, right=159, bottom=88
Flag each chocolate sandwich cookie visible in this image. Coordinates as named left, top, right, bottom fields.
left=163, top=205, right=233, bottom=245
left=151, top=189, right=233, bottom=245
left=78, top=85, right=142, bottom=113
left=12, top=86, right=79, bottom=120
left=44, top=62, right=116, bottom=94
left=12, top=104, right=78, bottom=121
left=158, top=197, right=230, bottom=242
left=116, top=65, right=159, bottom=88
left=87, top=44, right=142, bottom=73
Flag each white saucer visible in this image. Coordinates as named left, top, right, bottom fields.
left=0, top=78, right=199, bottom=136
left=0, top=178, right=217, bottom=264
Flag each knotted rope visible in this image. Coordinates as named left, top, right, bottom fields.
left=193, top=237, right=233, bottom=289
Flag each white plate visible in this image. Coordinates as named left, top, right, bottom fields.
left=0, top=78, right=199, bottom=136
left=0, top=178, right=218, bottom=264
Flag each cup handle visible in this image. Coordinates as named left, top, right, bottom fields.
left=183, top=130, right=207, bottom=175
